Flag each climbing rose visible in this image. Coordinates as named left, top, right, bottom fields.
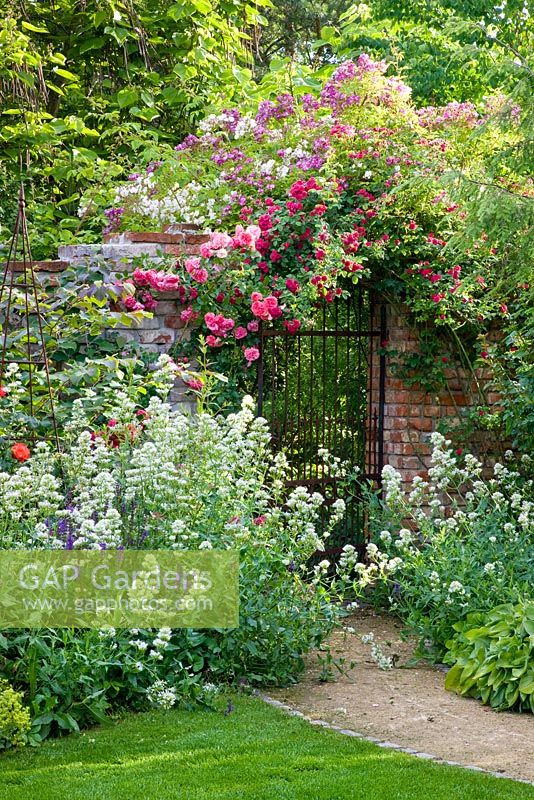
left=11, top=443, right=30, bottom=462
left=180, top=306, right=199, bottom=323
left=244, top=347, right=260, bottom=364
left=232, top=224, right=261, bottom=250
left=251, top=293, right=282, bottom=321
left=285, top=279, right=300, bottom=293
left=284, top=319, right=301, bottom=334
left=124, top=296, right=144, bottom=311
left=184, top=378, right=203, bottom=391
left=209, top=231, right=233, bottom=251
left=234, top=326, right=248, bottom=340
left=204, top=312, right=235, bottom=336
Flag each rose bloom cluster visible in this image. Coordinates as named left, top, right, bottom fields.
left=99, top=55, right=523, bottom=381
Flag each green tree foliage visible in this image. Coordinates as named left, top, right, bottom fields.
left=0, top=0, right=268, bottom=255
left=251, top=0, right=352, bottom=71
left=334, top=0, right=531, bottom=103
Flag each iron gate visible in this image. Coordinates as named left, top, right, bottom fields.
left=257, top=288, right=386, bottom=554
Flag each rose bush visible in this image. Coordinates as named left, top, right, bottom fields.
left=83, top=55, right=530, bottom=409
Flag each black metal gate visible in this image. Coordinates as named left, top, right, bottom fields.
left=257, top=287, right=386, bottom=554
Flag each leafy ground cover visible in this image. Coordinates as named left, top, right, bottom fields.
left=0, top=695, right=532, bottom=800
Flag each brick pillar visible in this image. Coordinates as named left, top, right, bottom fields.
left=370, top=300, right=502, bottom=488
left=57, top=226, right=208, bottom=359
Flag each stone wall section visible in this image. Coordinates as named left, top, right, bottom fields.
left=57, top=228, right=208, bottom=410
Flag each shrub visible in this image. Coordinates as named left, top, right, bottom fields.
left=81, top=56, right=529, bottom=406
left=444, top=601, right=534, bottom=713
left=338, top=433, right=533, bottom=657
left=0, top=679, right=31, bottom=750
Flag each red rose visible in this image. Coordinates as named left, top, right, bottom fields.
left=0, top=386, right=7, bottom=397
left=284, top=319, right=301, bottom=334
left=285, top=279, right=300, bottom=293
left=11, top=443, right=30, bottom=462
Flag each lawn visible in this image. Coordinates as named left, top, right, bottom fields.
left=0, top=696, right=532, bottom=800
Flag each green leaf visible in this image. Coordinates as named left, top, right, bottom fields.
left=518, top=674, right=534, bottom=694
left=21, top=20, right=49, bottom=33
left=129, top=106, right=160, bottom=122
left=191, top=0, right=212, bottom=13
left=320, top=26, right=338, bottom=44
left=78, top=37, right=106, bottom=54
left=117, top=88, right=139, bottom=108
left=53, top=68, right=79, bottom=82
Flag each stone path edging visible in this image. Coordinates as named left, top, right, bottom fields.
left=255, top=692, right=534, bottom=787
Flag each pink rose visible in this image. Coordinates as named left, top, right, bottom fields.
left=124, top=296, right=144, bottom=311
left=132, top=267, right=150, bottom=286
left=232, top=224, right=261, bottom=250
left=200, top=243, right=213, bottom=258
left=234, top=326, right=248, bottom=340
left=185, top=257, right=201, bottom=274
left=180, top=306, right=199, bottom=323
left=284, top=319, right=301, bottom=334
left=247, top=320, right=259, bottom=332
left=204, top=312, right=219, bottom=332
left=184, top=378, right=203, bottom=391
left=204, top=312, right=235, bottom=337
left=209, top=231, right=233, bottom=250
left=244, top=346, right=260, bottom=364
left=206, top=335, right=223, bottom=347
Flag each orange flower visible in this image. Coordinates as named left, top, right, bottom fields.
left=11, top=443, right=30, bottom=462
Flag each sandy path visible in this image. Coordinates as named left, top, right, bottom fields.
left=269, top=608, right=534, bottom=783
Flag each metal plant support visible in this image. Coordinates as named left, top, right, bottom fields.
left=0, top=185, right=60, bottom=451
left=257, top=286, right=386, bottom=554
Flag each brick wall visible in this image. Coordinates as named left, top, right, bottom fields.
left=370, top=300, right=502, bottom=488
left=31, top=227, right=208, bottom=411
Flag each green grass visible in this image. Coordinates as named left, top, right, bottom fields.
left=0, top=695, right=532, bottom=800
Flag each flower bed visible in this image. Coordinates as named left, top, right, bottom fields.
left=0, top=357, right=344, bottom=744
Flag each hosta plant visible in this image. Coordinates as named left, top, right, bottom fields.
left=444, top=601, right=534, bottom=713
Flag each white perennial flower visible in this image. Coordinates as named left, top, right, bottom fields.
left=146, top=680, right=177, bottom=710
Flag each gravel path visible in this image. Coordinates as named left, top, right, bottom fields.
left=269, top=608, right=534, bottom=783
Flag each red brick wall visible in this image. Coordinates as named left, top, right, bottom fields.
left=370, top=300, right=502, bottom=487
